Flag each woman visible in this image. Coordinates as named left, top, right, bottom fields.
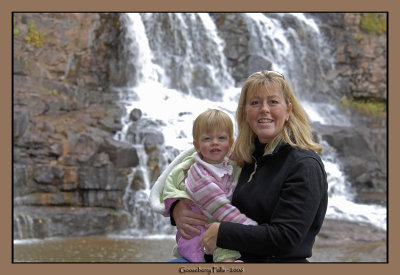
left=150, top=70, right=328, bottom=262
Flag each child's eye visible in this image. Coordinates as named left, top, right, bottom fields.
left=218, top=136, right=227, bottom=140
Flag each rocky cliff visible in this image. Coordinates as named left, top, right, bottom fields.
left=13, top=13, right=135, bottom=238
left=13, top=13, right=387, bottom=239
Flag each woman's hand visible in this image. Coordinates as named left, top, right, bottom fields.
left=172, top=198, right=208, bottom=239
left=200, top=222, right=220, bottom=254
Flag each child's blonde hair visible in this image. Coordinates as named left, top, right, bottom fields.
left=192, top=109, right=234, bottom=142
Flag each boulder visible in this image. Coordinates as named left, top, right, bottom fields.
left=101, top=137, right=139, bottom=168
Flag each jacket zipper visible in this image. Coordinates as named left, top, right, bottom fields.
left=247, top=156, right=258, bottom=183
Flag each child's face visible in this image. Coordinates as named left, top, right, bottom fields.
left=194, top=129, right=233, bottom=164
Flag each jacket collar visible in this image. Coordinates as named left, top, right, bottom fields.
left=194, top=153, right=233, bottom=180
left=253, top=138, right=289, bottom=161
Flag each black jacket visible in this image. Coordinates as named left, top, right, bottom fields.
left=216, top=140, right=328, bottom=262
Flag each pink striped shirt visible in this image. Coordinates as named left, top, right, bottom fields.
left=185, top=154, right=257, bottom=226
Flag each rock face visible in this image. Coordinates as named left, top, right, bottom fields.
left=310, top=13, right=387, bottom=100
left=13, top=13, right=387, bottom=239
left=13, top=13, right=139, bottom=238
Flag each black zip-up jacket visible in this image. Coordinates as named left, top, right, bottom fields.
left=215, top=140, right=328, bottom=263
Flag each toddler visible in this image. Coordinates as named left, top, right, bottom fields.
left=162, top=109, right=257, bottom=262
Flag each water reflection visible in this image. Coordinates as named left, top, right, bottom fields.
left=13, top=236, right=176, bottom=262
left=13, top=236, right=386, bottom=263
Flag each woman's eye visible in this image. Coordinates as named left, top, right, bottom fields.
left=269, top=100, right=278, bottom=104
left=250, top=100, right=259, bottom=105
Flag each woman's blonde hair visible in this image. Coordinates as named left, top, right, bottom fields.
left=192, top=109, right=234, bottom=142
left=233, top=70, right=322, bottom=166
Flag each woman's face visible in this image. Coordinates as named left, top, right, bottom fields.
left=245, top=85, right=292, bottom=144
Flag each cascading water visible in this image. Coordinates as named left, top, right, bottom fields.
left=114, top=12, right=386, bottom=240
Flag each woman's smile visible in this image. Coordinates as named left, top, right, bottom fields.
left=257, top=118, right=273, bottom=125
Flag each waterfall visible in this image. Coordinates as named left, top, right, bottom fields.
left=115, top=12, right=386, bottom=237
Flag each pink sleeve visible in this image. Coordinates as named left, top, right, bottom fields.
left=162, top=198, right=179, bottom=217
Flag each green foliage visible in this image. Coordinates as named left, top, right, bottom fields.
left=340, top=95, right=386, bottom=118
left=217, top=13, right=226, bottom=26
left=353, top=33, right=364, bottom=41
left=25, top=21, right=44, bottom=47
left=40, top=88, right=59, bottom=96
left=360, top=13, right=387, bottom=34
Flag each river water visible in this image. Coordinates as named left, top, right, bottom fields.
left=13, top=236, right=386, bottom=263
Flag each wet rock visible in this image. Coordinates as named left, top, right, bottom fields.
left=14, top=191, right=82, bottom=207
left=247, top=54, right=272, bottom=76
left=13, top=108, right=30, bottom=139
left=209, top=13, right=250, bottom=84
left=48, top=142, right=63, bottom=158
left=313, top=122, right=386, bottom=203
left=93, top=152, right=112, bottom=167
left=13, top=164, right=35, bottom=197
left=82, top=190, right=124, bottom=209
left=143, top=131, right=165, bottom=154
left=25, top=96, right=48, bottom=116
left=14, top=206, right=131, bottom=239
left=101, top=137, right=139, bottom=168
left=131, top=169, right=146, bottom=191
left=68, top=133, right=103, bottom=164
left=60, top=167, right=79, bottom=191
left=129, top=108, right=142, bottom=121
left=99, top=117, right=122, bottom=132
left=33, top=165, right=64, bottom=185
left=126, top=117, right=164, bottom=144
left=315, top=219, right=386, bottom=246
left=78, top=164, right=126, bottom=191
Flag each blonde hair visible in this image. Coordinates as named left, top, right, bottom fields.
left=234, top=70, right=322, bottom=166
left=192, top=109, right=234, bottom=142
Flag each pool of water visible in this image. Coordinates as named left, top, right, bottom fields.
left=13, top=236, right=386, bottom=263
left=13, top=236, right=176, bottom=262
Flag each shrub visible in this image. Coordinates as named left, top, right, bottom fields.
left=360, top=13, right=387, bottom=35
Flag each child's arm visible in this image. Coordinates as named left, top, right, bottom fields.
left=186, top=164, right=257, bottom=226
left=161, top=165, right=192, bottom=217
left=149, top=147, right=196, bottom=214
